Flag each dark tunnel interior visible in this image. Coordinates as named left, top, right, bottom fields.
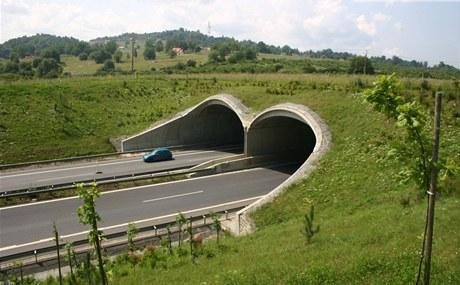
left=187, top=104, right=244, bottom=148
left=246, top=116, right=316, bottom=164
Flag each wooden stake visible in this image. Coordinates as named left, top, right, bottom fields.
left=53, top=223, right=63, bottom=285
left=423, top=92, right=442, bottom=285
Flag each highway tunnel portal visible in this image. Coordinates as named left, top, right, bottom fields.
left=122, top=95, right=247, bottom=151
left=122, top=95, right=321, bottom=165
left=246, top=109, right=316, bottom=163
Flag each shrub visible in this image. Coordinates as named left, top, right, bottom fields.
left=79, top=52, right=88, bottom=61
left=89, top=49, right=112, bottom=64
left=186, top=59, right=197, bottom=67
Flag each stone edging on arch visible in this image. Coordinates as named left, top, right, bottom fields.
left=234, top=103, right=331, bottom=235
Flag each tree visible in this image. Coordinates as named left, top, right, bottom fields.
left=349, top=56, right=374, bottom=74
left=65, top=243, right=77, bottom=284
left=18, top=61, right=33, bottom=76
left=211, top=213, right=222, bottom=245
left=155, top=40, right=164, bottom=52
left=41, top=47, right=61, bottom=62
left=113, top=50, right=123, bottom=63
left=9, top=52, right=19, bottom=63
left=187, top=218, right=195, bottom=262
left=36, top=58, right=62, bottom=78
left=186, top=59, right=197, bottom=67
left=168, top=49, right=176, bottom=58
left=4, top=61, right=19, bottom=73
left=79, top=52, right=88, bottom=61
left=363, top=74, right=457, bottom=285
left=105, top=40, right=118, bottom=54
left=176, top=212, right=187, bottom=248
left=76, top=183, right=108, bottom=285
left=143, top=46, right=156, bottom=60
left=303, top=205, right=320, bottom=243
left=127, top=223, right=137, bottom=252
left=89, top=49, right=112, bottom=64
left=256, top=41, right=270, bottom=53
left=166, top=224, right=173, bottom=255
left=53, top=223, right=63, bottom=285
left=243, top=48, right=257, bottom=60
left=282, top=44, right=293, bottom=55
left=100, top=59, right=115, bottom=72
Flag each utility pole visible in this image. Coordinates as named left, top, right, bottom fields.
left=423, top=92, right=442, bottom=285
left=130, top=37, right=134, bottom=73
left=363, top=50, right=368, bottom=75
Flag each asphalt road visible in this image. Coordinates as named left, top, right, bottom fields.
left=0, top=166, right=293, bottom=256
left=0, top=148, right=240, bottom=192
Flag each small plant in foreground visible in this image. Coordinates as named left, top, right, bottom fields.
left=77, top=182, right=108, bottom=285
left=127, top=223, right=137, bottom=252
left=211, top=213, right=222, bottom=245
left=65, top=242, right=77, bottom=284
left=176, top=212, right=186, bottom=248
left=186, top=217, right=195, bottom=263
left=303, top=205, right=320, bottom=243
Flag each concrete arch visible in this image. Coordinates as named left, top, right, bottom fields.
left=246, top=106, right=317, bottom=161
left=236, top=103, right=331, bottom=234
left=121, top=94, right=250, bottom=152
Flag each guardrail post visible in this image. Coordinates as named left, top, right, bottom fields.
left=202, top=215, right=206, bottom=225
left=34, top=249, right=38, bottom=263
left=153, top=225, right=157, bottom=236
left=225, top=210, right=229, bottom=220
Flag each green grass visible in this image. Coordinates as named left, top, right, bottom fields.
left=61, top=50, right=209, bottom=75
left=1, top=73, right=459, bottom=284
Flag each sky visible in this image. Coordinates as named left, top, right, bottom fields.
left=1, top=0, right=459, bottom=67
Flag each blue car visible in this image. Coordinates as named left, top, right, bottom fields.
left=143, top=147, right=173, bottom=162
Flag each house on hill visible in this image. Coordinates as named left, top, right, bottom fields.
left=171, top=47, right=184, bottom=55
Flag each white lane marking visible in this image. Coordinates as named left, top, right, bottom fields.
left=0, top=167, right=267, bottom=211
left=37, top=173, right=94, bottom=182
left=0, top=195, right=263, bottom=252
left=142, top=190, right=204, bottom=203
left=0, top=149, right=236, bottom=179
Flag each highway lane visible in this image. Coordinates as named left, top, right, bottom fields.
left=0, top=148, right=241, bottom=192
left=0, top=166, right=292, bottom=253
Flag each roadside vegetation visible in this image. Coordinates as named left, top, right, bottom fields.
left=1, top=72, right=459, bottom=284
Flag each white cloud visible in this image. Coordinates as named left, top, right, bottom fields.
left=303, top=0, right=344, bottom=30
left=383, top=47, right=402, bottom=56
left=393, top=22, right=403, bottom=32
left=355, top=12, right=392, bottom=37
left=356, top=15, right=377, bottom=36
left=373, top=13, right=391, bottom=22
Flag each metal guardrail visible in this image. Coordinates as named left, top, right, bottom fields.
left=0, top=166, right=210, bottom=198
left=0, top=144, right=240, bottom=171
left=0, top=208, right=237, bottom=269
left=0, top=146, right=191, bottom=171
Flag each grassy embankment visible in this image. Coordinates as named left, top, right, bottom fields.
left=1, top=74, right=459, bottom=284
